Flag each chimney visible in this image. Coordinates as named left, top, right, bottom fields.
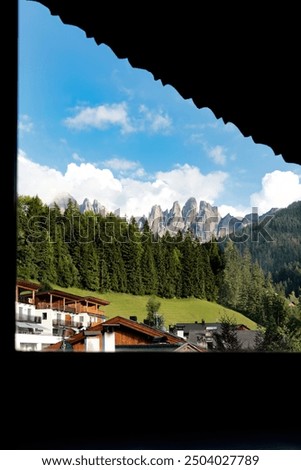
left=176, top=325, right=185, bottom=338
left=84, top=329, right=102, bottom=352
left=102, top=324, right=119, bottom=352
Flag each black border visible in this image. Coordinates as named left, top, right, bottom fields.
left=5, top=0, right=301, bottom=450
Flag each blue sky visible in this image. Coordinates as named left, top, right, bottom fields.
left=18, top=0, right=301, bottom=218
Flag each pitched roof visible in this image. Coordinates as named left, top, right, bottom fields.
left=84, top=296, right=110, bottom=305
left=176, top=322, right=250, bottom=334
left=176, top=322, right=222, bottom=334
left=44, top=315, right=186, bottom=351
left=16, top=279, right=40, bottom=291
left=35, top=289, right=110, bottom=306
left=115, top=344, right=181, bottom=352
left=174, top=342, right=207, bottom=353
left=105, top=316, right=185, bottom=344
left=188, top=328, right=259, bottom=351
left=236, top=330, right=258, bottom=350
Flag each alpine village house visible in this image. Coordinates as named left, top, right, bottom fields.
left=15, top=279, right=207, bottom=352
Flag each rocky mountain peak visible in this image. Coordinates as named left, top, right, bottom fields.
left=182, top=197, right=198, bottom=223
left=48, top=192, right=278, bottom=244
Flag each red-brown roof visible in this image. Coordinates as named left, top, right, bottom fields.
left=104, top=316, right=185, bottom=344
left=16, top=279, right=40, bottom=291
left=84, top=296, right=110, bottom=306
left=44, top=315, right=185, bottom=351
left=35, top=289, right=110, bottom=306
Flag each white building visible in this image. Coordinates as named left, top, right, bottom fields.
left=15, top=279, right=109, bottom=351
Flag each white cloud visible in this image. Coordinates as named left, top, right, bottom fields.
left=185, top=122, right=218, bottom=131
left=18, top=150, right=122, bottom=208
left=18, top=151, right=228, bottom=218
left=138, top=104, right=172, bottom=133
left=218, top=204, right=251, bottom=218
left=134, top=168, right=146, bottom=178
left=64, top=103, right=135, bottom=134
left=19, top=152, right=301, bottom=221
left=155, top=165, right=228, bottom=206
left=208, top=145, right=227, bottom=165
left=188, top=133, right=204, bottom=144
left=102, top=158, right=139, bottom=171
left=64, top=102, right=172, bottom=136
left=101, top=157, right=146, bottom=179
left=250, top=170, right=301, bottom=214
left=72, top=152, right=85, bottom=162
left=116, top=164, right=228, bottom=217
left=17, top=150, right=67, bottom=204
left=18, top=115, right=33, bottom=133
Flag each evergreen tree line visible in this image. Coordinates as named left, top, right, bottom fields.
left=233, top=201, right=301, bottom=296
left=17, top=196, right=296, bottom=324
left=17, top=195, right=221, bottom=300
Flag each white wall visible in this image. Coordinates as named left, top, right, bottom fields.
left=85, top=336, right=100, bottom=352
left=103, top=331, right=115, bottom=352
left=15, top=334, right=63, bottom=351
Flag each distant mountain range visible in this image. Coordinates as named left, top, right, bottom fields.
left=50, top=192, right=279, bottom=242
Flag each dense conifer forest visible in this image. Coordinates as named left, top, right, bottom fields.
left=234, top=201, right=301, bottom=297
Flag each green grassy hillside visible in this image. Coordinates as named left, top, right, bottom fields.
left=50, top=284, right=258, bottom=330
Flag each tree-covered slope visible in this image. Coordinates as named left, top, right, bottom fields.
left=234, top=201, right=301, bottom=295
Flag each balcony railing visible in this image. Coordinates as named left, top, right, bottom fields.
left=52, top=319, right=83, bottom=328
left=18, top=296, right=34, bottom=304
left=35, top=301, right=100, bottom=314
left=16, top=314, right=42, bottom=323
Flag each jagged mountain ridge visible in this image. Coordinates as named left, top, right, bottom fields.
left=50, top=192, right=108, bottom=216
left=49, top=193, right=278, bottom=242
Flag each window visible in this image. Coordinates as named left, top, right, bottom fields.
left=19, top=306, right=23, bottom=315
left=79, top=316, right=84, bottom=322
left=43, top=312, right=47, bottom=320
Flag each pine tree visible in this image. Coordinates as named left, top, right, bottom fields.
left=140, top=220, right=158, bottom=295
left=121, top=218, right=144, bottom=295
left=63, top=199, right=83, bottom=285
left=201, top=244, right=218, bottom=301
left=53, top=224, right=79, bottom=287
left=34, top=231, right=58, bottom=285
left=246, top=261, right=266, bottom=324
left=153, top=239, right=167, bottom=297
left=238, top=248, right=252, bottom=312
left=218, top=239, right=242, bottom=309
left=192, top=242, right=206, bottom=299
left=79, top=243, right=100, bottom=291
left=213, top=313, right=242, bottom=351
left=17, top=196, right=38, bottom=279
left=179, top=231, right=196, bottom=297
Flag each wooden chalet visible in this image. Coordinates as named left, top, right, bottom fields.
left=44, top=315, right=206, bottom=352
left=16, top=279, right=40, bottom=305
left=34, top=289, right=109, bottom=316
left=16, top=279, right=109, bottom=316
